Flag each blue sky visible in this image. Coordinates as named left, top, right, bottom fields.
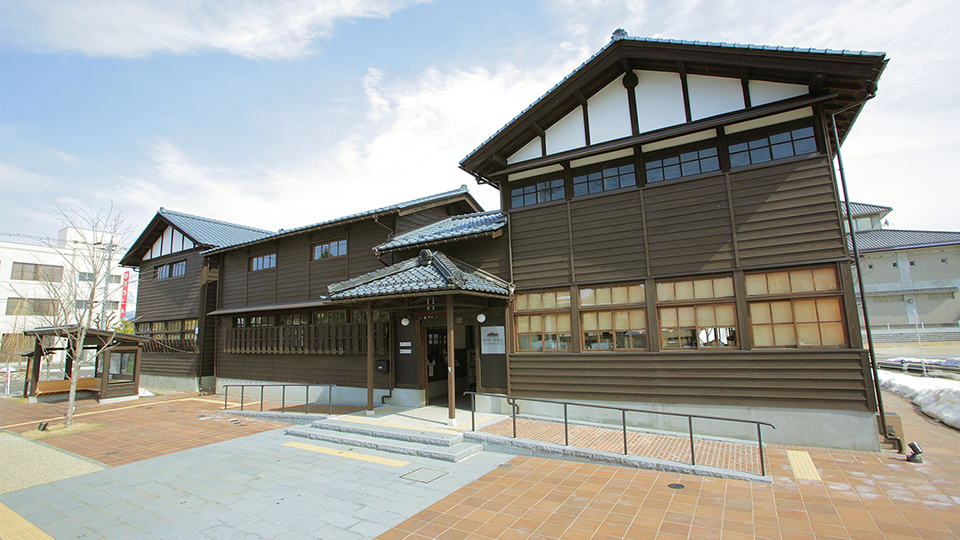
left=2, top=0, right=958, bottom=244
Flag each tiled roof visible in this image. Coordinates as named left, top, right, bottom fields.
left=461, top=35, right=885, bottom=166
left=327, top=250, right=509, bottom=301
left=851, top=229, right=960, bottom=252
left=203, top=185, right=479, bottom=255
left=158, top=208, right=274, bottom=248
left=840, top=202, right=893, bottom=217
left=376, top=211, right=505, bottom=253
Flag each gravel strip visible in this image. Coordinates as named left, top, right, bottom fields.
left=0, top=431, right=105, bottom=494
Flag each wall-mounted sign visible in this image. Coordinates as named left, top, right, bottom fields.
left=481, top=326, right=505, bottom=355
left=399, top=342, right=411, bottom=347
left=400, top=348, right=412, bottom=355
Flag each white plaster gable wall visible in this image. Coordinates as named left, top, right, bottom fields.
left=545, top=107, right=586, bottom=156
left=749, top=80, right=808, bottom=106
left=634, top=70, right=686, bottom=133
left=506, top=136, right=542, bottom=165
left=687, top=74, right=744, bottom=121
left=587, top=79, right=632, bottom=144
left=146, top=225, right=195, bottom=260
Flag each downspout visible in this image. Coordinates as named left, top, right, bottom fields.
left=373, top=215, right=394, bottom=267
left=829, top=97, right=903, bottom=454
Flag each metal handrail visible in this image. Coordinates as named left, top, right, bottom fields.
left=466, top=391, right=775, bottom=476
left=222, top=384, right=337, bottom=415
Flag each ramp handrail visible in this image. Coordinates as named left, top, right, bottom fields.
left=465, top=391, right=775, bottom=477
left=222, top=383, right=337, bottom=415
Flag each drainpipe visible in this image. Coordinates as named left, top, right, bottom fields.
left=830, top=97, right=903, bottom=453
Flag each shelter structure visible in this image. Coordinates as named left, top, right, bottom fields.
left=22, top=326, right=149, bottom=403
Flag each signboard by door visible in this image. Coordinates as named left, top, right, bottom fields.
left=481, top=326, right=505, bottom=355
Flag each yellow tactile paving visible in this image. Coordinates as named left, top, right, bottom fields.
left=0, top=502, right=53, bottom=540
left=786, top=449, right=822, bottom=481
left=282, top=441, right=410, bottom=467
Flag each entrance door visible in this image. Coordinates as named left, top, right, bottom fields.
left=423, top=327, right=448, bottom=404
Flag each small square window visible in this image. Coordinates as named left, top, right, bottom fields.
left=892, top=262, right=898, bottom=268
left=909, top=261, right=916, bottom=267
left=867, top=264, right=874, bottom=270
left=941, top=258, right=948, bottom=264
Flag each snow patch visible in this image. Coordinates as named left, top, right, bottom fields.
left=878, top=369, right=960, bottom=430
left=138, top=387, right=155, bottom=397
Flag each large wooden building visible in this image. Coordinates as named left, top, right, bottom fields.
left=127, top=35, right=890, bottom=450
left=457, top=35, right=887, bottom=450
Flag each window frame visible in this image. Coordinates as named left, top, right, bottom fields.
left=509, top=174, right=566, bottom=210
left=578, top=283, right=648, bottom=352
left=642, top=140, right=721, bottom=185
left=745, top=266, right=848, bottom=349
left=727, top=120, right=819, bottom=170
left=513, top=289, right=572, bottom=353
left=571, top=157, right=637, bottom=198
left=655, top=276, right=738, bottom=351
left=11, top=262, right=64, bottom=282
left=249, top=253, right=276, bottom=272
left=313, top=239, right=347, bottom=261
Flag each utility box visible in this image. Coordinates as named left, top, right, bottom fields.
left=375, top=359, right=390, bottom=373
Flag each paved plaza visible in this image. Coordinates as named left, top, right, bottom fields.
left=1, top=390, right=958, bottom=539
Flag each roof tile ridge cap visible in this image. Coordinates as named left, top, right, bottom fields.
left=328, top=257, right=419, bottom=294
left=430, top=252, right=465, bottom=287
left=160, top=208, right=274, bottom=234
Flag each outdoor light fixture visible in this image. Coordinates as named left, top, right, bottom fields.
left=400, top=315, right=411, bottom=327
left=906, top=442, right=923, bottom=463
left=476, top=312, right=486, bottom=323
left=37, top=422, right=48, bottom=431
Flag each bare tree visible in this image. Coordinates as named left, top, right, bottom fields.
left=36, top=202, right=131, bottom=426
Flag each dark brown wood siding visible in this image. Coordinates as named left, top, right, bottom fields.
left=508, top=349, right=870, bottom=411
left=570, top=192, right=646, bottom=283
left=135, top=250, right=205, bottom=321
left=396, top=207, right=450, bottom=235
left=140, top=352, right=197, bottom=377
left=730, top=157, right=846, bottom=268
left=510, top=204, right=572, bottom=289
left=645, top=174, right=735, bottom=275
left=220, top=250, right=248, bottom=309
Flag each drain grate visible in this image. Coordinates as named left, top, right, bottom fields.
left=401, top=468, right=448, bottom=483
left=667, top=483, right=685, bottom=489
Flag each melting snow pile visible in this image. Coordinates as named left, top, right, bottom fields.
left=878, top=367, right=960, bottom=430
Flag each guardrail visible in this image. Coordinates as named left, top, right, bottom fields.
left=222, top=384, right=337, bottom=414
left=877, top=361, right=960, bottom=375
left=466, top=391, right=775, bottom=477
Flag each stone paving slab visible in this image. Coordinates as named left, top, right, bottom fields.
left=0, top=426, right=513, bottom=539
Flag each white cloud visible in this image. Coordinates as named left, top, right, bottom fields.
left=3, top=0, right=429, bottom=59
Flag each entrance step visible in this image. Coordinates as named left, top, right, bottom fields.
left=309, top=418, right=464, bottom=447
left=285, top=422, right=482, bottom=463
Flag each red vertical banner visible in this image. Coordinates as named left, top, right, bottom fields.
left=119, top=271, right=130, bottom=318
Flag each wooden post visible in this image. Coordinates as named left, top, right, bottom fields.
left=366, top=302, right=374, bottom=414
left=447, top=295, right=456, bottom=424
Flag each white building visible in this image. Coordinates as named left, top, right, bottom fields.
left=1, top=228, right=138, bottom=368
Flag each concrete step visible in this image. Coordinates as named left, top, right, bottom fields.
left=308, top=418, right=464, bottom=447
left=285, top=426, right=483, bottom=463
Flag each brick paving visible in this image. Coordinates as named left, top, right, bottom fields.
left=383, top=390, right=960, bottom=539
left=0, top=393, right=287, bottom=466
left=480, top=417, right=765, bottom=476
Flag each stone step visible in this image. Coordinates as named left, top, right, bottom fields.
left=308, top=418, right=465, bottom=447
left=285, top=426, right=483, bottom=463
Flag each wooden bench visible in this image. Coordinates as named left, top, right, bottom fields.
left=35, top=378, right=101, bottom=396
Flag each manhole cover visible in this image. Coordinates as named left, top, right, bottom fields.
left=667, top=483, right=685, bottom=489
left=497, top=463, right=511, bottom=468
left=401, top=468, right=448, bottom=483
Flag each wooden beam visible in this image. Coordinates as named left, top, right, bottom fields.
left=366, top=301, right=374, bottom=412
left=741, top=66, right=751, bottom=108
left=446, top=294, right=456, bottom=423
left=678, top=61, right=692, bottom=123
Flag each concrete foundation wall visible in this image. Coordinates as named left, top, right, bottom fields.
left=215, top=378, right=390, bottom=407
left=472, top=396, right=880, bottom=451
left=138, top=374, right=199, bottom=393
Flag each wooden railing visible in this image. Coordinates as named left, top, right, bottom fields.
left=224, top=323, right=389, bottom=356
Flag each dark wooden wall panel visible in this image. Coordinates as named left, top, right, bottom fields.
left=136, top=250, right=205, bottom=320
left=396, top=207, right=449, bottom=235
left=511, top=205, right=571, bottom=288
left=140, top=352, right=197, bottom=377
left=276, top=236, right=310, bottom=303
left=644, top=175, right=735, bottom=275
left=730, top=157, right=845, bottom=268
left=508, top=349, right=870, bottom=411
left=349, top=222, right=392, bottom=279
left=217, top=352, right=390, bottom=388
left=425, top=234, right=511, bottom=282
left=570, top=193, right=645, bottom=283
left=220, top=251, right=247, bottom=309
